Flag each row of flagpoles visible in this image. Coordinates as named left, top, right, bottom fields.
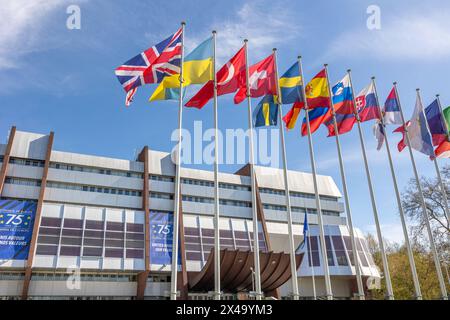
left=114, top=22, right=450, bottom=300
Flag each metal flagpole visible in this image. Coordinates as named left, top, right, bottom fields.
left=346, top=70, right=394, bottom=300
left=170, top=21, right=186, bottom=301
left=273, top=48, right=299, bottom=300
left=298, top=60, right=333, bottom=300
left=432, top=95, right=450, bottom=223
left=394, top=84, right=448, bottom=300
left=371, top=77, right=422, bottom=300
left=212, top=30, right=221, bottom=301
left=307, top=229, right=317, bottom=299
left=244, top=39, right=263, bottom=300
left=320, top=63, right=365, bottom=300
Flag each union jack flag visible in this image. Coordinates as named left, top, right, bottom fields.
left=115, top=28, right=182, bottom=106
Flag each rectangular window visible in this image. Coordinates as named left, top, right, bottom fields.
left=307, top=236, right=320, bottom=267
left=36, top=245, right=58, bottom=255
left=60, top=246, right=81, bottom=257
left=332, top=236, right=348, bottom=266
left=82, top=247, right=103, bottom=257
left=126, top=249, right=143, bottom=259
left=105, top=248, right=123, bottom=258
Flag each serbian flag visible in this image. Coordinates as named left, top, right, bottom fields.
left=325, top=112, right=356, bottom=137
left=356, top=82, right=380, bottom=122
left=283, top=102, right=303, bottom=130
left=384, top=87, right=403, bottom=125
left=301, top=107, right=332, bottom=136
left=185, top=46, right=246, bottom=108
left=234, top=53, right=277, bottom=104
left=332, top=74, right=354, bottom=114
left=425, top=99, right=448, bottom=146
left=305, top=69, right=331, bottom=109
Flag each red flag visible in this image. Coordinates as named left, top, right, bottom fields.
left=393, top=121, right=410, bottom=152
left=435, top=140, right=450, bottom=158
left=185, top=46, right=246, bottom=109
left=300, top=107, right=332, bottom=136
left=233, top=53, right=277, bottom=104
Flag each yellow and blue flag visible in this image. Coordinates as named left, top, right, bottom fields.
left=253, top=95, right=278, bottom=127
left=279, top=61, right=304, bottom=104
left=149, top=37, right=213, bottom=101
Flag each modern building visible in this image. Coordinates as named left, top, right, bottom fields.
left=0, top=127, right=380, bottom=300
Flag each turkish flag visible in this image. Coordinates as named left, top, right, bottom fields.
left=234, top=53, right=277, bottom=104
left=185, top=46, right=246, bottom=109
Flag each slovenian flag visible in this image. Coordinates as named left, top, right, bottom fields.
left=332, top=74, right=354, bottom=114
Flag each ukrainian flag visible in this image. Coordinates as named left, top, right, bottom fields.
left=279, top=61, right=304, bottom=105
left=254, top=96, right=278, bottom=127
left=150, top=37, right=213, bottom=101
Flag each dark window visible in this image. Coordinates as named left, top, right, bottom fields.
left=325, top=236, right=335, bottom=266
left=36, top=245, right=58, bottom=255
left=126, top=249, right=143, bottom=259
left=84, top=230, right=103, bottom=238
left=201, top=237, right=214, bottom=244
left=332, top=236, right=349, bottom=266
left=61, top=237, right=82, bottom=246
left=125, top=240, right=144, bottom=249
left=105, top=232, right=124, bottom=240
left=41, top=217, right=62, bottom=227
left=219, top=238, right=234, bottom=246
left=356, top=239, right=369, bottom=267
left=107, top=221, right=124, bottom=231
left=184, top=227, right=200, bottom=237
left=82, top=247, right=103, bottom=257
left=126, top=223, right=143, bottom=233
left=105, top=239, right=124, bottom=248
left=186, top=251, right=202, bottom=261
left=185, top=243, right=202, bottom=251
left=126, top=232, right=144, bottom=241
left=39, top=227, right=61, bottom=236
left=37, top=236, right=60, bottom=245
left=63, top=219, right=83, bottom=229
left=85, top=220, right=104, bottom=230
left=61, top=229, right=83, bottom=237
left=105, top=248, right=123, bottom=258
left=306, top=236, right=320, bottom=267
left=201, top=228, right=214, bottom=237
left=83, top=238, right=103, bottom=246
left=60, top=246, right=81, bottom=256
left=343, top=236, right=355, bottom=266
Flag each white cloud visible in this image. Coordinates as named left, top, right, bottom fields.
left=363, top=223, right=406, bottom=245
left=0, top=0, right=74, bottom=69
left=325, top=10, right=450, bottom=61
left=198, top=1, right=301, bottom=64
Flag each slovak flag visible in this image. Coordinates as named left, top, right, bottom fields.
left=355, top=82, right=380, bottom=122
left=185, top=46, right=246, bottom=109
left=233, top=53, right=277, bottom=104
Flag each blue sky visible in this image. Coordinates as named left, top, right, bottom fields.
left=0, top=0, right=449, bottom=243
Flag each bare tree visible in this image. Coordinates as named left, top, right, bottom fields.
left=401, top=164, right=449, bottom=263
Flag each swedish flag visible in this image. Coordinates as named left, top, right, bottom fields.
left=253, top=95, right=278, bottom=127
left=150, top=37, right=213, bottom=101
left=279, top=61, right=304, bottom=104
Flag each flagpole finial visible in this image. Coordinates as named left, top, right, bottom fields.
left=181, top=21, right=186, bottom=26
left=347, top=69, right=351, bottom=73
left=324, top=63, right=328, bottom=67
left=371, top=76, right=375, bottom=80
left=436, top=94, right=440, bottom=98
left=212, top=30, right=216, bottom=34
left=298, top=55, right=302, bottom=59
left=393, top=81, right=397, bottom=85
left=244, top=39, right=248, bottom=43
left=416, top=88, right=420, bottom=92
left=273, top=48, right=277, bottom=52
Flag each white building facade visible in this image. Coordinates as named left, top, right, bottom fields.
left=0, top=128, right=380, bottom=300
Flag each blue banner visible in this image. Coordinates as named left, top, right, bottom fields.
left=149, top=211, right=181, bottom=266
left=0, top=199, right=37, bottom=260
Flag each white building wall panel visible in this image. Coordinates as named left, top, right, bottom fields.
left=2, top=185, right=40, bottom=200
left=0, top=280, right=23, bottom=296
left=6, top=164, right=43, bottom=180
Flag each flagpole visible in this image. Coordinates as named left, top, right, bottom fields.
left=212, top=30, right=221, bottom=301
left=273, top=48, right=299, bottom=300
left=432, top=95, right=450, bottom=223
left=319, top=63, right=365, bottom=300
left=244, top=39, right=263, bottom=300
left=394, top=84, right=448, bottom=300
left=298, top=61, right=333, bottom=300
left=307, top=230, right=317, bottom=299
left=170, top=21, right=185, bottom=301
left=346, top=69, right=394, bottom=300
left=371, top=77, right=422, bottom=300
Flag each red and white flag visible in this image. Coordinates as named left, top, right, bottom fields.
left=185, top=46, right=246, bottom=109
left=233, top=53, right=277, bottom=104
